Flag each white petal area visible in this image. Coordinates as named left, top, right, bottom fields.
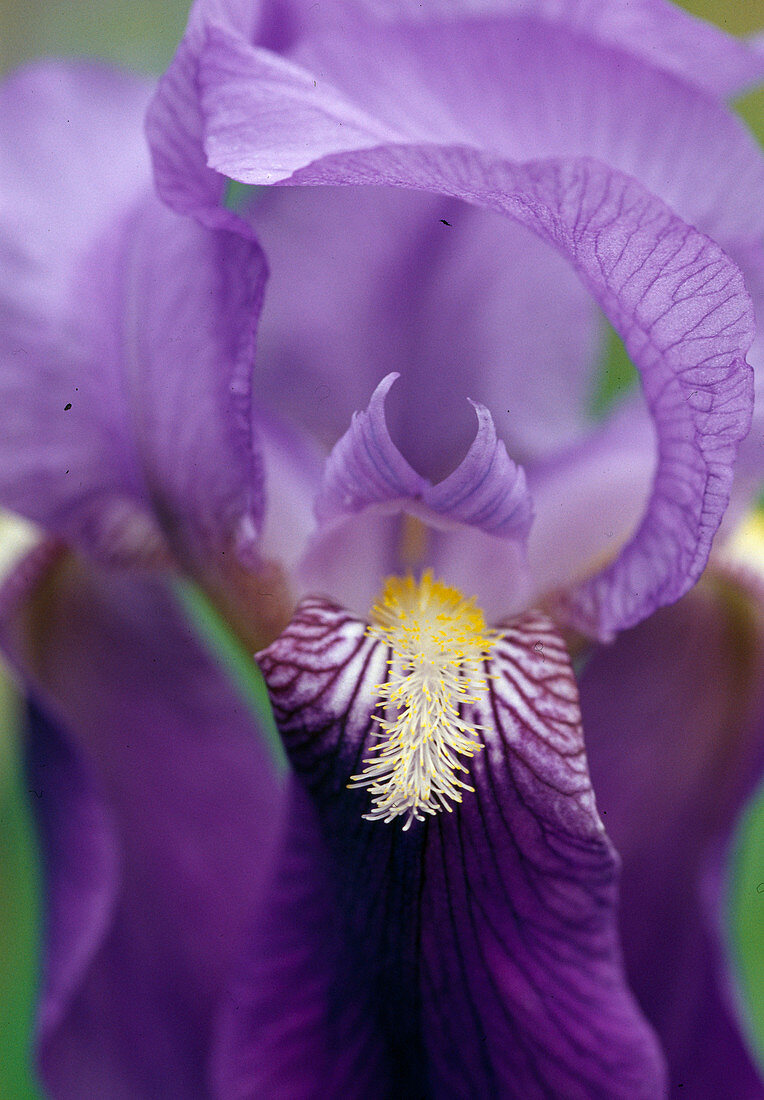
left=297, top=505, right=531, bottom=621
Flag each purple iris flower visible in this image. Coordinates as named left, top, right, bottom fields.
left=1, top=0, right=764, bottom=1096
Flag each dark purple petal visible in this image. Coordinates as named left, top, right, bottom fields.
left=1, top=558, right=285, bottom=1098
left=0, top=62, right=268, bottom=573
left=212, top=779, right=392, bottom=1100
left=316, top=373, right=532, bottom=540
left=581, top=577, right=764, bottom=1096
left=246, top=597, right=666, bottom=1097
left=25, top=704, right=119, bottom=1079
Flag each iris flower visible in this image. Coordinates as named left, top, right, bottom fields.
left=1, top=0, right=764, bottom=1096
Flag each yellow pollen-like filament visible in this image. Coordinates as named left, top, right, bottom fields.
left=349, top=571, right=496, bottom=829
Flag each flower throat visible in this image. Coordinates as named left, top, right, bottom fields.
left=350, top=571, right=495, bottom=829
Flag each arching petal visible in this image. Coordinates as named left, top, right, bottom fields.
left=149, top=0, right=763, bottom=497
left=237, top=146, right=753, bottom=637
left=0, top=63, right=268, bottom=574
left=197, top=13, right=764, bottom=246
left=151, top=3, right=764, bottom=245
left=243, top=597, right=666, bottom=1097
left=1, top=558, right=285, bottom=1098
left=314, top=374, right=428, bottom=523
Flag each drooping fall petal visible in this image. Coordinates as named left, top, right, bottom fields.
left=581, top=575, right=764, bottom=1096
left=212, top=595, right=666, bottom=1096
left=1, top=557, right=285, bottom=1098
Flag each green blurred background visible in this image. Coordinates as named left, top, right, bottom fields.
left=0, top=1, right=762, bottom=1096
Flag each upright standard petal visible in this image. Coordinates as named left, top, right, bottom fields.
left=197, top=11, right=764, bottom=244
left=184, top=20, right=757, bottom=636
left=0, top=62, right=268, bottom=573
left=227, top=596, right=667, bottom=1098
left=149, top=0, right=763, bottom=490
left=151, top=3, right=764, bottom=244
left=1, top=558, right=285, bottom=1098
left=247, top=185, right=602, bottom=470
left=265, top=148, right=753, bottom=638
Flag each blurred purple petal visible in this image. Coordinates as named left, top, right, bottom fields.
left=25, top=704, right=119, bottom=1084
left=0, top=62, right=268, bottom=572
left=581, top=578, right=764, bottom=1095
left=245, top=597, right=666, bottom=1097
left=249, top=186, right=601, bottom=472
left=0, top=63, right=152, bottom=325
left=2, top=559, right=284, bottom=1098
left=354, top=0, right=764, bottom=97
left=525, top=400, right=656, bottom=606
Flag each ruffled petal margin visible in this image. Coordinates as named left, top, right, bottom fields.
left=279, top=149, right=753, bottom=639
left=153, top=17, right=758, bottom=635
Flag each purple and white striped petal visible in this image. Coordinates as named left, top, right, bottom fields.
left=238, top=597, right=666, bottom=1097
